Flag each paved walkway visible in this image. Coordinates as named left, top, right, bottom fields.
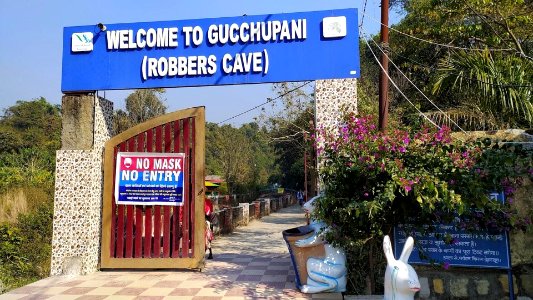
left=1, top=205, right=342, bottom=300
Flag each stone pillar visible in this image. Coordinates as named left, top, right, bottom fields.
left=238, top=203, right=250, bottom=225
left=315, top=79, right=358, bottom=191
left=224, top=208, right=233, bottom=233
left=315, top=79, right=358, bottom=133
left=254, top=201, right=261, bottom=219
left=51, top=94, right=113, bottom=276
left=264, top=198, right=271, bottom=215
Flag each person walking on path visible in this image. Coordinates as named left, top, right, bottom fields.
left=297, top=190, right=304, bottom=206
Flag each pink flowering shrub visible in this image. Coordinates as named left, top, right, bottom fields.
left=312, top=113, right=532, bottom=250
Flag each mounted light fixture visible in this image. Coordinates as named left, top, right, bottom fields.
left=97, top=23, right=107, bottom=32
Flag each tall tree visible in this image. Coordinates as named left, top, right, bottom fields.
left=0, top=97, right=61, bottom=151
left=0, top=98, right=61, bottom=192
left=383, top=0, right=533, bottom=129
left=392, top=0, right=532, bottom=57
left=126, top=88, right=167, bottom=124
left=259, top=82, right=317, bottom=193
left=113, top=89, right=167, bottom=134
left=205, top=122, right=278, bottom=194
left=206, top=123, right=252, bottom=194
left=433, top=49, right=533, bottom=128
left=240, top=122, right=278, bottom=190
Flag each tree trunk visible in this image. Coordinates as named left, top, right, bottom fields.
left=366, top=241, right=376, bottom=294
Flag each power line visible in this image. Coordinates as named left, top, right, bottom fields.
left=360, top=30, right=441, bottom=129
left=359, top=0, right=369, bottom=29
left=364, top=14, right=515, bottom=52
left=363, top=28, right=467, bottom=133
left=217, top=81, right=312, bottom=125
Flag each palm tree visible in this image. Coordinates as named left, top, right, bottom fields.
left=432, top=49, right=533, bottom=129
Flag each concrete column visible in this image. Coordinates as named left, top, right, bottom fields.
left=51, top=94, right=113, bottom=276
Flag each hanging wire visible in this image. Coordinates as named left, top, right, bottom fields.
left=216, top=81, right=312, bottom=125
left=359, top=0, right=369, bottom=29
left=364, top=14, right=515, bottom=52
left=360, top=31, right=441, bottom=128
left=362, top=28, right=467, bottom=133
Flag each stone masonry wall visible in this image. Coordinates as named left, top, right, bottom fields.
left=51, top=95, right=113, bottom=276
left=93, top=97, right=114, bottom=149
left=415, top=266, right=532, bottom=299
left=315, top=79, right=358, bottom=191
left=315, top=78, right=358, bottom=133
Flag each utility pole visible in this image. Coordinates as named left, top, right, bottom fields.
left=379, top=0, right=390, bottom=132
left=376, top=0, right=391, bottom=283
left=375, top=0, right=390, bottom=293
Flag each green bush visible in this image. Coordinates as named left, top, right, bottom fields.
left=0, top=147, right=56, bottom=194
left=17, top=199, right=53, bottom=277
left=0, top=199, right=53, bottom=293
left=312, top=113, right=533, bottom=293
left=0, top=224, right=33, bottom=292
left=0, top=98, right=59, bottom=293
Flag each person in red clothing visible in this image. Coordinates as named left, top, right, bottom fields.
left=204, top=197, right=215, bottom=259
left=204, top=197, right=214, bottom=216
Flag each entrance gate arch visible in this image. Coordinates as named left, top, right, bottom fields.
left=101, top=107, right=205, bottom=269
left=54, top=9, right=361, bottom=274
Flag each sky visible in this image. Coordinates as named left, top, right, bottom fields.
left=0, top=1, right=402, bottom=126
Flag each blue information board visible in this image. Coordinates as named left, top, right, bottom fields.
left=394, top=192, right=510, bottom=269
left=62, top=9, right=360, bottom=92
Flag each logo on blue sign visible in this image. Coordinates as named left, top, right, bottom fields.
left=71, top=32, right=94, bottom=52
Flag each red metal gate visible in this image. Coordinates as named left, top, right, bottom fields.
left=101, top=107, right=205, bottom=269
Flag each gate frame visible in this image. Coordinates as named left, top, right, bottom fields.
left=100, top=107, right=206, bottom=269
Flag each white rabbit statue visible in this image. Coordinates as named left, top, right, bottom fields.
left=294, top=196, right=347, bottom=293
left=383, top=235, right=421, bottom=300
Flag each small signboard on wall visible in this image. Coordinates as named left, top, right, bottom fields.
left=114, top=152, right=186, bottom=206
left=394, top=192, right=510, bottom=269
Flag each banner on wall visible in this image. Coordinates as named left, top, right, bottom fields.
left=114, top=152, right=186, bottom=206
left=62, top=9, right=360, bottom=92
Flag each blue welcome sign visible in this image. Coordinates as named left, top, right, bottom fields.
left=62, top=9, right=360, bottom=92
left=394, top=192, right=511, bottom=269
